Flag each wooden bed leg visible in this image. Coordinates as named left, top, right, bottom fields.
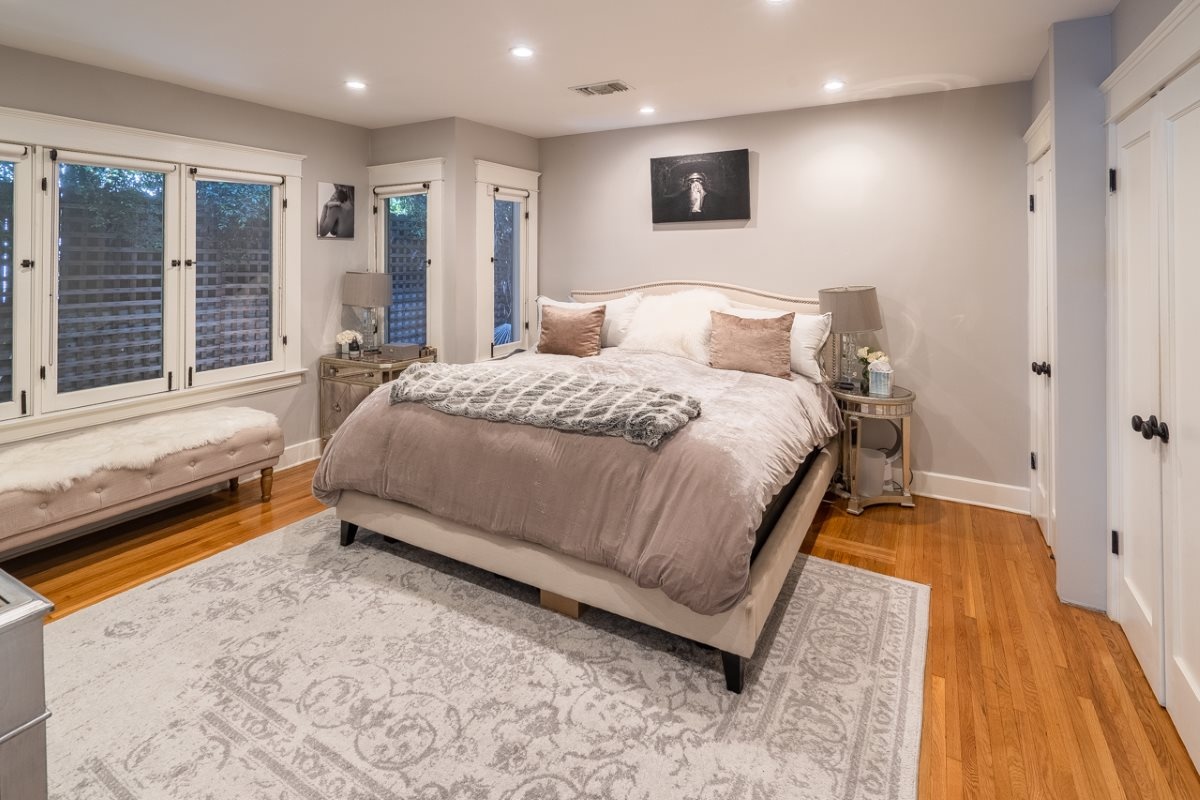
left=260, top=468, right=273, bottom=501
left=340, top=520, right=359, bottom=547
left=228, top=477, right=239, bottom=492
left=540, top=589, right=583, bottom=619
left=721, top=651, right=745, bottom=694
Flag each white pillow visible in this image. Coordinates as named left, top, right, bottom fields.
left=619, top=289, right=732, bottom=363
left=536, top=293, right=642, bottom=348
left=725, top=306, right=831, bottom=382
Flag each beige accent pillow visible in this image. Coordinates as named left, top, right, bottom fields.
left=537, top=305, right=606, bottom=357
left=708, top=310, right=795, bottom=379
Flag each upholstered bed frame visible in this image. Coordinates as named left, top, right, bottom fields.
left=335, top=281, right=838, bottom=692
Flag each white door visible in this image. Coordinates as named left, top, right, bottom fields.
left=1028, top=152, right=1055, bottom=547
left=1115, top=100, right=1166, bottom=703
left=1159, top=60, right=1200, bottom=765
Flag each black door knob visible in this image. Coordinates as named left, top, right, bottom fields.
left=1039, top=362, right=1051, bottom=377
left=1142, top=416, right=1156, bottom=440
left=1032, top=362, right=1042, bottom=375
left=1132, top=414, right=1144, bottom=432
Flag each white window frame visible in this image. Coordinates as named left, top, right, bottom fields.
left=0, top=104, right=305, bottom=445
left=41, top=149, right=182, bottom=413
left=367, top=159, right=444, bottom=355
left=0, top=143, right=33, bottom=423
left=185, top=167, right=286, bottom=387
left=475, top=160, right=539, bottom=361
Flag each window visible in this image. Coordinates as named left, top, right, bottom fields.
left=368, top=161, right=443, bottom=356
left=0, top=108, right=303, bottom=443
left=384, top=192, right=428, bottom=346
left=54, top=161, right=171, bottom=400
left=187, top=171, right=282, bottom=385
left=0, top=159, right=14, bottom=406
left=492, top=196, right=523, bottom=348
left=476, top=159, right=538, bottom=361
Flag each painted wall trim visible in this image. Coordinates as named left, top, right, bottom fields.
left=0, top=104, right=306, bottom=176
left=1025, top=103, right=1054, bottom=163
left=911, top=470, right=1031, bottom=515
left=0, top=369, right=307, bottom=446
left=1102, top=0, right=1200, bottom=122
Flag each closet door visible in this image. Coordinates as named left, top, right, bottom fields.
left=1028, top=152, right=1055, bottom=547
left=1159, top=60, right=1200, bottom=764
left=1115, top=100, right=1166, bottom=702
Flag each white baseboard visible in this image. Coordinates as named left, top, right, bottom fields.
left=277, top=438, right=322, bottom=471
left=911, top=470, right=1030, bottom=515
left=239, top=438, right=321, bottom=482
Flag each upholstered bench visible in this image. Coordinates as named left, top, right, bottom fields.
left=0, top=407, right=283, bottom=559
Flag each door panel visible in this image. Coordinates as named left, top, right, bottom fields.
left=1160, top=61, right=1200, bottom=766
left=1029, top=153, right=1054, bottom=546
left=1115, top=101, right=1165, bottom=702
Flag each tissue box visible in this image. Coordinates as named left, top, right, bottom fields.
left=379, top=343, right=422, bottom=361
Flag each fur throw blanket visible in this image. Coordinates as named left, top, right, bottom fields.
left=389, top=363, right=701, bottom=448
left=0, top=407, right=279, bottom=494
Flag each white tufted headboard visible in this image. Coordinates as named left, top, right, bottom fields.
left=570, top=280, right=835, bottom=378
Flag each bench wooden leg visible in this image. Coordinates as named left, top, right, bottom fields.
left=260, top=468, right=273, bottom=502
left=228, top=477, right=239, bottom=492
left=540, top=589, right=583, bottom=619
left=340, top=520, right=359, bottom=547
left=721, top=651, right=745, bottom=694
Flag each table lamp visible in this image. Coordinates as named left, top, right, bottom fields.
left=818, top=286, right=883, bottom=390
left=342, top=271, right=391, bottom=352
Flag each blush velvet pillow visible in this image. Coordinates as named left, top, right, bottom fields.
left=536, top=304, right=606, bottom=357
left=708, top=310, right=795, bottom=379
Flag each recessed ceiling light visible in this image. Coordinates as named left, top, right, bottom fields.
left=510, top=46, right=534, bottom=59
left=823, top=79, right=846, bottom=93
left=345, top=80, right=367, bottom=91
left=640, top=106, right=656, bottom=115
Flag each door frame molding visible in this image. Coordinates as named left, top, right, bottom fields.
left=367, top=159, right=446, bottom=355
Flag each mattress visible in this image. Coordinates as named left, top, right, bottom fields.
left=312, top=349, right=840, bottom=614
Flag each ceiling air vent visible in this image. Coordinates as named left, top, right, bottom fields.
left=570, top=80, right=634, bottom=97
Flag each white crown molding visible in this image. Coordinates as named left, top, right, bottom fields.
left=1102, top=0, right=1200, bottom=122
left=368, top=157, right=445, bottom=190
left=475, top=159, right=540, bottom=193
left=1024, top=102, right=1054, bottom=163
left=0, top=104, right=306, bottom=176
left=911, top=470, right=1031, bottom=515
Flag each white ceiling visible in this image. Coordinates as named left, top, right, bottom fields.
left=0, top=0, right=1118, bottom=138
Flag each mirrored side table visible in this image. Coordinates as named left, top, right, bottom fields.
left=830, top=384, right=916, bottom=515
left=0, top=570, right=53, bottom=799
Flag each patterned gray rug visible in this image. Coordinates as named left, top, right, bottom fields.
left=44, top=510, right=928, bottom=800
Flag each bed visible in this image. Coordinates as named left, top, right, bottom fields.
left=312, top=281, right=841, bottom=692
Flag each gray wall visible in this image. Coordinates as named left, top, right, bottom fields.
left=369, top=118, right=539, bottom=363
left=539, top=83, right=1032, bottom=489
left=1032, top=51, right=1052, bottom=118
left=1111, top=0, right=1181, bottom=65
left=0, top=44, right=370, bottom=451
left=1048, top=16, right=1112, bottom=609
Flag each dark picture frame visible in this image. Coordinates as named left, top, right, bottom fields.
left=650, top=148, right=751, bottom=223
left=317, top=182, right=355, bottom=239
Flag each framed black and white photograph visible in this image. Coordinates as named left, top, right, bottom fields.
left=650, top=148, right=751, bottom=224
left=317, top=182, right=355, bottom=239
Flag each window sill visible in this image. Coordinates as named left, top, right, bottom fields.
left=0, top=369, right=307, bottom=446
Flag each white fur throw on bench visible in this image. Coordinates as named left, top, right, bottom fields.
left=0, top=407, right=279, bottom=494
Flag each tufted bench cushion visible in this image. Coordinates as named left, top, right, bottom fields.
left=0, top=419, right=282, bottom=559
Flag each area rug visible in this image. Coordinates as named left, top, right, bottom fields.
left=44, top=510, right=929, bottom=800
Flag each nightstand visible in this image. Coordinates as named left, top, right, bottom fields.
left=319, top=348, right=437, bottom=449
left=830, top=384, right=916, bottom=515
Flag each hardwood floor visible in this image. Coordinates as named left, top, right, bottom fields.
left=4, top=462, right=1198, bottom=798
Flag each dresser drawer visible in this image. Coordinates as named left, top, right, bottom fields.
left=320, top=380, right=374, bottom=440
left=0, top=719, right=48, bottom=800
